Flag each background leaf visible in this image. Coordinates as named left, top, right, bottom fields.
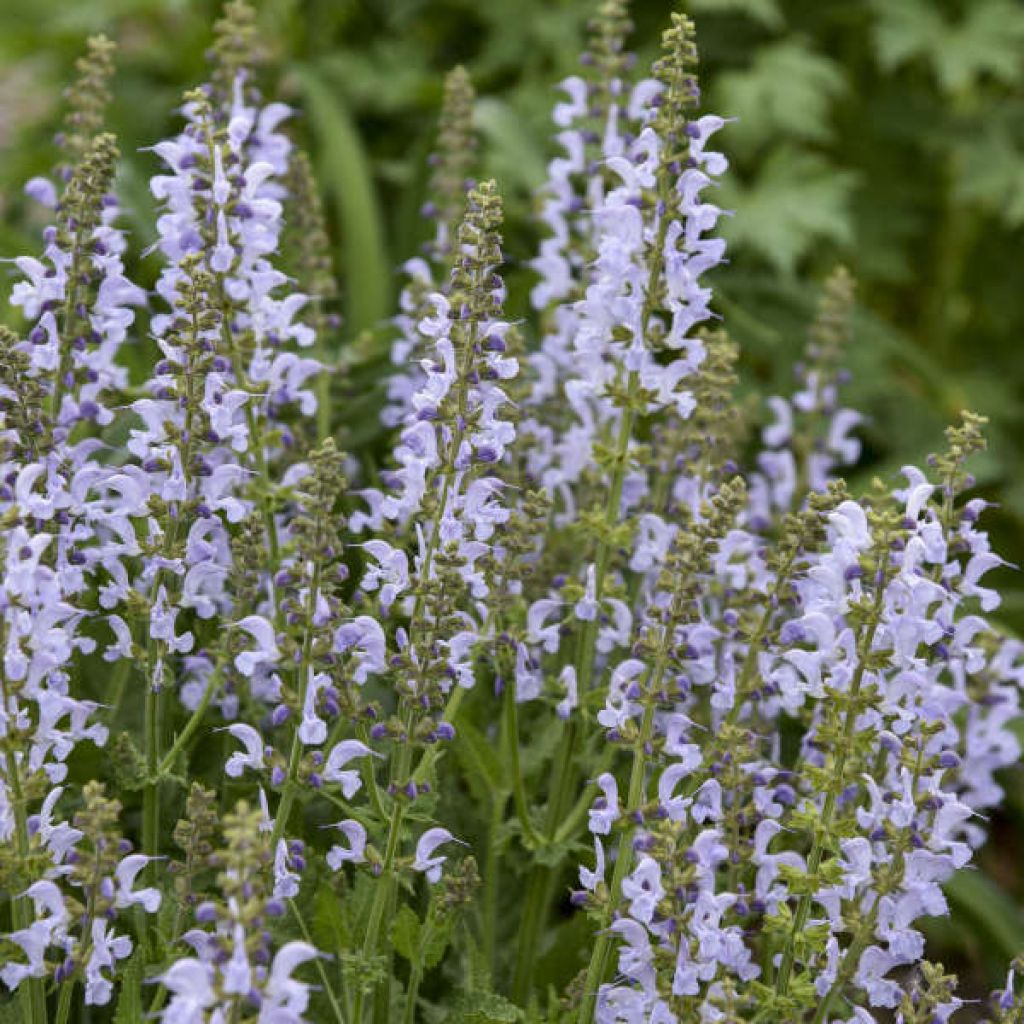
left=717, top=148, right=858, bottom=274
left=293, top=63, right=391, bottom=337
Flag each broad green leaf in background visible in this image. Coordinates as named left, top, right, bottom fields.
left=869, top=0, right=945, bottom=74
left=715, top=41, right=845, bottom=151
left=946, top=871, right=1024, bottom=969
left=871, top=0, right=1024, bottom=94
left=717, top=148, right=857, bottom=274
left=293, top=64, right=391, bottom=337
left=475, top=97, right=549, bottom=202
left=689, top=0, right=784, bottom=31
left=955, top=126, right=1024, bottom=228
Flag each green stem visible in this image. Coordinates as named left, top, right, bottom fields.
left=142, top=677, right=160, bottom=858
left=351, top=799, right=406, bottom=1024
left=50, top=224, right=85, bottom=423
left=157, top=660, right=224, bottom=775
left=271, top=561, right=322, bottom=850
left=482, top=792, right=507, bottom=979
left=532, top=134, right=674, bottom=884
left=289, top=898, right=349, bottom=1024
left=576, top=701, right=656, bottom=1023
left=2, top=744, right=47, bottom=1024
left=351, top=686, right=466, bottom=1022
left=402, top=909, right=437, bottom=1024
left=504, top=675, right=543, bottom=848
left=774, top=577, right=888, bottom=997
left=106, top=657, right=134, bottom=728
left=54, top=979, right=74, bottom=1024
left=552, top=748, right=616, bottom=846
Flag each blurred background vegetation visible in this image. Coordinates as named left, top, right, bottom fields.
left=2, top=0, right=1024, bottom=1006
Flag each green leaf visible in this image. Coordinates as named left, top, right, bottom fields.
left=934, top=0, right=1024, bottom=92
left=716, top=41, right=843, bottom=150
left=717, top=148, right=858, bottom=274
left=113, top=950, right=143, bottom=1024
left=452, top=719, right=505, bottom=800
left=447, top=990, right=523, bottom=1023
left=955, top=127, right=1024, bottom=227
left=475, top=98, right=548, bottom=196
left=871, top=0, right=1024, bottom=93
left=391, top=904, right=422, bottom=964
left=293, top=63, right=391, bottom=336
left=688, top=0, right=784, bottom=30
left=422, top=915, right=454, bottom=970
left=0, top=995, right=26, bottom=1024
left=311, top=882, right=350, bottom=953
left=945, top=871, right=1024, bottom=960
left=716, top=42, right=845, bottom=150
left=870, top=0, right=945, bottom=73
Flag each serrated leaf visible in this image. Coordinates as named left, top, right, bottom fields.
left=870, top=0, right=945, bottom=72
left=871, top=0, right=1024, bottom=93
left=447, top=989, right=523, bottom=1023
left=933, top=0, right=1024, bottom=92
left=955, top=128, right=1024, bottom=227
left=311, top=882, right=349, bottom=953
left=688, top=0, right=783, bottom=29
left=717, top=148, right=858, bottom=274
left=716, top=42, right=845, bottom=150
left=391, top=904, right=421, bottom=964
left=422, top=915, right=453, bottom=970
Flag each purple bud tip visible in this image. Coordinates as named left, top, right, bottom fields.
left=938, top=751, right=960, bottom=770
left=271, top=766, right=286, bottom=787
left=196, top=901, right=218, bottom=923
left=570, top=891, right=589, bottom=907
left=271, top=704, right=291, bottom=727
left=265, top=899, right=285, bottom=918
left=774, top=784, right=796, bottom=806
left=370, top=724, right=388, bottom=740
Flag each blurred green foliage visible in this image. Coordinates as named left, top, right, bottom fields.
left=2, top=0, right=1024, bottom=1003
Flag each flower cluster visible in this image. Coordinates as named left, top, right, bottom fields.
left=0, top=3, right=1021, bottom=1024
